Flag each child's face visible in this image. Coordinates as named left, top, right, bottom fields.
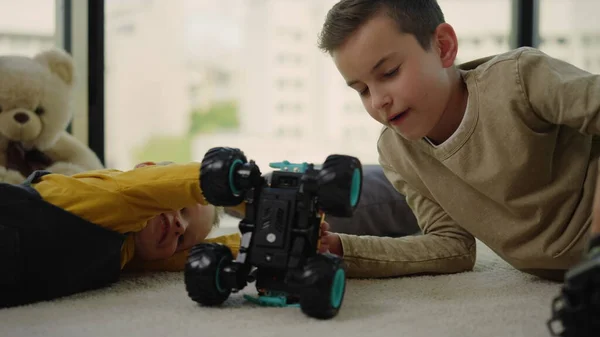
left=134, top=203, right=216, bottom=261
left=331, top=13, right=458, bottom=142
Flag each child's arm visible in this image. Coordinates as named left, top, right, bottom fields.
left=36, top=163, right=212, bottom=233
left=516, top=48, right=600, bottom=240
left=114, top=162, right=207, bottom=211
left=336, top=164, right=476, bottom=278
left=517, top=48, right=600, bottom=134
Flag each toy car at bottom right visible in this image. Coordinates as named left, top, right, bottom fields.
left=547, top=234, right=600, bottom=337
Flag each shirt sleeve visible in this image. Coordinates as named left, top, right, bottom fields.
left=115, top=162, right=207, bottom=209
left=35, top=163, right=208, bottom=234
left=110, top=162, right=215, bottom=233
left=122, top=232, right=241, bottom=272
left=338, top=163, right=476, bottom=278
left=517, top=48, right=600, bottom=134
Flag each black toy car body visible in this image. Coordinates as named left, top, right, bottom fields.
left=184, top=147, right=362, bottom=319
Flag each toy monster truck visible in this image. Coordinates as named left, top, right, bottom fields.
left=547, top=234, right=600, bottom=337
left=184, top=147, right=362, bottom=319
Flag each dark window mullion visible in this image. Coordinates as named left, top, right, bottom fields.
left=63, top=0, right=72, bottom=133
left=88, top=0, right=105, bottom=165
left=63, top=0, right=72, bottom=53
left=511, top=0, right=540, bottom=48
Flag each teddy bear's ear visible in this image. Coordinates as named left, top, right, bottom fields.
left=34, top=48, right=75, bottom=86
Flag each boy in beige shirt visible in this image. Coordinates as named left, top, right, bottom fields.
left=316, top=0, right=600, bottom=282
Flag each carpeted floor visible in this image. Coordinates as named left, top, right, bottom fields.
left=0, top=229, right=563, bottom=337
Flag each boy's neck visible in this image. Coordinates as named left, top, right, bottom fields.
left=425, top=68, right=469, bottom=145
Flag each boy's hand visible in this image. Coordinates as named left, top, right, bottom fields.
left=319, top=221, right=343, bottom=256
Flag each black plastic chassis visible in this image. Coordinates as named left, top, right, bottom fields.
left=219, top=168, right=324, bottom=297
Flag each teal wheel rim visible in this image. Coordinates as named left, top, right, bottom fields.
left=228, top=159, right=243, bottom=195
left=330, top=269, right=345, bottom=309
left=215, top=257, right=227, bottom=293
left=350, top=168, right=361, bottom=207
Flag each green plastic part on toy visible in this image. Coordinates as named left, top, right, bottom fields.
left=243, top=292, right=300, bottom=308
left=350, top=168, right=360, bottom=207
left=269, top=160, right=309, bottom=174
left=330, top=268, right=345, bottom=308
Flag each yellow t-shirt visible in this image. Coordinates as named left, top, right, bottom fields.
left=32, top=162, right=242, bottom=269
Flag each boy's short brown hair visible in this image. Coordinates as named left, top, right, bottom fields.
left=318, top=0, right=445, bottom=54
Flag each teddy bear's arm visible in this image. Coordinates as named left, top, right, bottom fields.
left=0, top=166, right=27, bottom=184
left=44, top=131, right=104, bottom=175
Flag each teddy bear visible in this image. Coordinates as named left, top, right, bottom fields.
left=0, top=48, right=104, bottom=185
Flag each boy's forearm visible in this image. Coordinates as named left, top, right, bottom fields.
left=338, top=232, right=476, bottom=278
left=118, top=162, right=207, bottom=211
left=35, top=162, right=208, bottom=233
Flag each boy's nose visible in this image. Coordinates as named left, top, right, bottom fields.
left=173, top=216, right=188, bottom=235
left=371, top=91, right=391, bottom=111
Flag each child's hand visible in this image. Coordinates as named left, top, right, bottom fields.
left=319, top=221, right=343, bottom=256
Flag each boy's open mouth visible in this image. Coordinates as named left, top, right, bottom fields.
left=158, top=213, right=170, bottom=244
left=389, top=109, right=409, bottom=123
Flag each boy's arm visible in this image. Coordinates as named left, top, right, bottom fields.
left=34, top=163, right=210, bottom=233
left=518, top=48, right=600, bottom=135
left=115, top=162, right=208, bottom=212
left=517, top=48, right=600, bottom=241
left=94, top=163, right=210, bottom=232
left=117, top=163, right=246, bottom=222
left=338, top=164, right=476, bottom=278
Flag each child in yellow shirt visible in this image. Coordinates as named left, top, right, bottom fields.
left=0, top=161, right=242, bottom=308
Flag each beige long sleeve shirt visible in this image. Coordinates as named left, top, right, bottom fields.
left=339, top=47, right=600, bottom=280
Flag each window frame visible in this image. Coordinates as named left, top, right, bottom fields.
left=56, top=0, right=105, bottom=165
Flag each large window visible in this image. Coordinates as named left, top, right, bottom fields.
left=538, top=0, right=600, bottom=74
left=104, top=0, right=513, bottom=227
left=438, top=0, right=512, bottom=64
left=0, top=0, right=56, bottom=57
left=104, top=0, right=371, bottom=173
left=104, top=0, right=513, bottom=174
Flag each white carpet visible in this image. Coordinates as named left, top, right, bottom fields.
left=0, top=229, right=563, bottom=337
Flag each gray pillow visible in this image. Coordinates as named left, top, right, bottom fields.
left=223, top=165, right=420, bottom=237
left=325, top=164, right=420, bottom=237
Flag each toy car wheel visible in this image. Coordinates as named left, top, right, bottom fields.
left=299, top=253, right=346, bottom=319
left=200, top=147, right=248, bottom=206
left=317, top=154, right=362, bottom=217
left=184, top=243, right=233, bottom=306
left=547, top=247, right=600, bottom=337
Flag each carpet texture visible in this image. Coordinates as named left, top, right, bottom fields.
left=0, top=231, right=563, bottom=337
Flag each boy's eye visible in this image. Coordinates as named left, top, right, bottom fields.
left=178, top=234, right=185, bottom=246
left=383, top=67, right=399, bottom=78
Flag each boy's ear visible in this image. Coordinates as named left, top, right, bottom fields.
left=434, top=23, right=458, bottom=68
left=135, top=161, right=156, bottom=169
